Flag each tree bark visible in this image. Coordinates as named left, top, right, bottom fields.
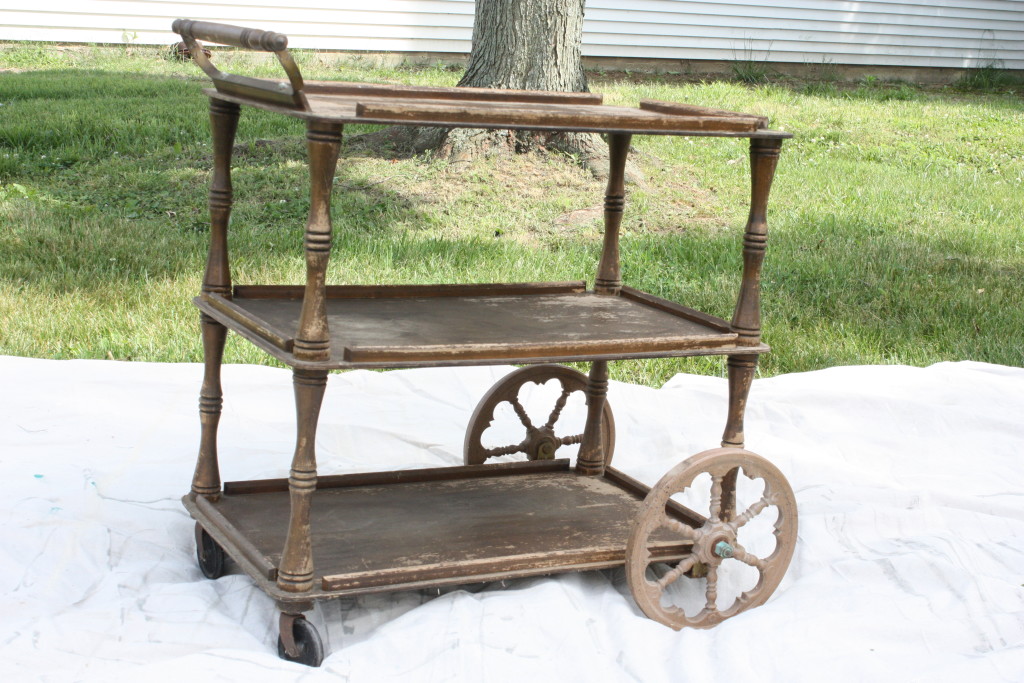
left=410, top=0, right=627, bottom=178
left=460, top=0, right=587, bottom=92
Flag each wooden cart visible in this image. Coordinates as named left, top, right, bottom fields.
left=173, top=20, right=799, bottom=666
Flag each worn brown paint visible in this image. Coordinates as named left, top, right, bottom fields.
left=174, top=20, right=798, bottom=663
left=595, top=133, right=630, bottom=295
left=277, top=369, right=327, bottom=592
left=625, top=448, right=798, bottom=629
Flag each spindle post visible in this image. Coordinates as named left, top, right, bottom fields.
left=722, top=138, right=782, bottom=449
left=277, top=369, right=328, bottom=592
left=192, top=98, right=239, bottom=499
left=594, top=133, right=632, bottom=295
left=293, top=121, right=342, bottom=362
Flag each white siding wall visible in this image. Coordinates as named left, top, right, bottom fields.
left=1, top=0, right=1022, bottom=69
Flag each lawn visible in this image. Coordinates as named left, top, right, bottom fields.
left=1, top=44, right=1022, bottom=386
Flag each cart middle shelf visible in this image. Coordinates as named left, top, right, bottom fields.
left=195, top=280, right=768, bottom=370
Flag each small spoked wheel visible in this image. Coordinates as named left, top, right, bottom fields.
left=195, top=523, right=226, bottom=580
left=278, top=614, right=324, bottom=667
left=464, top=364, right=615, bottom=466
left=626, top=448, right=797, bottom=629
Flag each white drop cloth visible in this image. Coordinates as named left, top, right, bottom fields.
left=1, top=356, right=1022, bottom=681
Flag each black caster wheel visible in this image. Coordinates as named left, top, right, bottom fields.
left=278, top=615, right=324, bottom=667
left=194, top=522, right=225, bottom=580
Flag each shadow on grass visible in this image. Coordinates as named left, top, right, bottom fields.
left=0, top=69, right=386, bottom=178
left=0, top=70, right=446, bottom=297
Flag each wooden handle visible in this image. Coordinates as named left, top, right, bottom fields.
left=171, top=19, right=307, bottom=109
left=172, top=19, right=288, bottom=52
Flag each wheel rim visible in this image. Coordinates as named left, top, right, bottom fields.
left=464, top=364, right=615, bottom=466
left=625, top=448, right=797, bottom=630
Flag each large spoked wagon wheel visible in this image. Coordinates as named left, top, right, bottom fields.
left=464, top=364, right=615, bottom=466
left=626, top=448, right=797, bottom=629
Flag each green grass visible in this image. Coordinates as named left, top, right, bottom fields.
left=954, top=62, right=1024, bottom=94
left=1, top=45, right=1022, bottom=386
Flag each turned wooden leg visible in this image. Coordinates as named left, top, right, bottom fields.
left=730, top=138, right=781, bottom=346
left=720, top=354, right=758, bottom=520
left=192, top=314, right=227, bottom=497
left=191, top=98, right=240, bottom=499
left=294, top=121, right=342, bottom=363
left=277, top=369, right=327, bottom=592
left=719, top=354, right=757, bottom=519
left=719, top=138, right=782, bottom=508
left=721, top=354, right=757, bottom=449
left=595, top=133, right=631, bottom=295
left=277, top=122, right=339, bottom=591
left=576, top=360, right=610, bottom=476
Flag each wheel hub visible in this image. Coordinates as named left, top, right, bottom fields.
left=693, top=526, right=737, bottom=565
left=527, top=428, right=559, bottom=460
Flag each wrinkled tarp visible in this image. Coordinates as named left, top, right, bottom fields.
left=2, top=356, right=1022, bottom=681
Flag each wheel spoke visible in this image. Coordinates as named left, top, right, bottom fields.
left=656, top=555, right=697, bottom=588
left=508, top=396, right=535, bottom=430
left=559, top=433, right=584, bottom=446
left=720, top=467, right=738, bottom=522
left=731, top=495, right=772, bottom=530
left=483, top=441, right=528, bottom=458
left=704, top=564, right=719, bottom=611
left=662, top=516, right=700, bottom=541
left=730, top=542, right=766, bottom=571
left=709, top=474, right=724, bottom=522
left=544, top=386, right=573, bottom=430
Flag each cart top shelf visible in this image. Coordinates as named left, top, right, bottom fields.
left=206, top=82, right=791, bottom=138
left=172, top=17, right=788, bottom=138
left=172, top=17, right=786, bottom=137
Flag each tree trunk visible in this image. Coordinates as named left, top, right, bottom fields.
left=460, top=0, right=587, bottom=92
left=411, top=0, right=627, bottom=178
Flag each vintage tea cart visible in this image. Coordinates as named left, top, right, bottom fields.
left=172, top=20, right=798, bottom=666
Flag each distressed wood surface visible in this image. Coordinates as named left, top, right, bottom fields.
left=303, top=81, right=602, bottom=104
left=576, top=360, right=611, bottom=475
left=292, top=121, right=341, bottom=363
left=639, top=99, right=769, bottom=128
left=276, top=369, right=327, bottom=593
left=204, top=465, right=697, bottom=596
left=618, top=287, right=734, bottom=333
left=353, top=100, right=770, bottom=134
left=213, top=289, right=739, bottom=364
left=233, top=280, right=586, bottom=300
left=203, top=90, right=790, bottom=139
left=594, top=133, right=631, bottom=295
left=227, top=458, right=571, bottom=495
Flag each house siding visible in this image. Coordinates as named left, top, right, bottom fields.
left=2, top=0, right=1021, bottom=69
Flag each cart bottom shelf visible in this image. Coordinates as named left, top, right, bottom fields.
left=185, top=460, right=693, bottom=602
